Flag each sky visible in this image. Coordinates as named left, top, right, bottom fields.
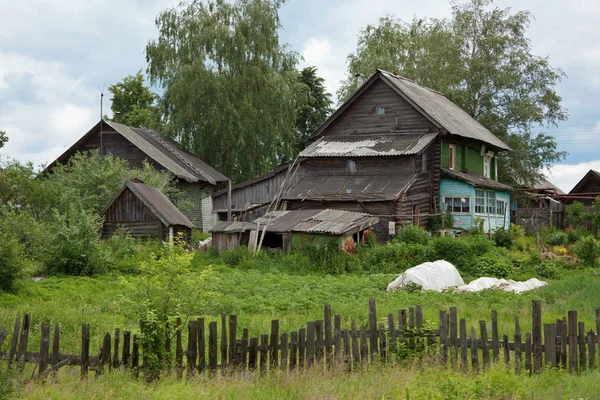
left=1, top=0, right=599, bottom=193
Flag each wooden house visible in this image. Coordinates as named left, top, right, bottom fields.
left=101, top=179, right=194, bottom=244
left=563, top=170, right=600, bottom=205
left=210, top=209, right=378, bottom=254
left=45, top=118, right=229, bottom=231
left=213, top=70, right=513, bottom=240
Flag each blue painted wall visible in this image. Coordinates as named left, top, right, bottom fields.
left=439, top=178, right=510, bottom=232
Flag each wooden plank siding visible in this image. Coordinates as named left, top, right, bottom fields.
left=323, top=79, right=435, bottom=136
left=103, top=188, right=163, bottom=239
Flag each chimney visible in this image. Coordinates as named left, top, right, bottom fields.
left=114, top=112, right=122, bottom=123
left=354, top=73, right=365, bottom=88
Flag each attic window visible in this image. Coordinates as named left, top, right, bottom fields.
left=347, top=159, right=357, bottom=173
left=374, top=105, right=385, bottom=115
left=448, top=144, right=456, bottom=170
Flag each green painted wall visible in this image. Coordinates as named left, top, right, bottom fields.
left=441, top=141, right=499, bottom=178
left=291, top=232, right=342, bottom=252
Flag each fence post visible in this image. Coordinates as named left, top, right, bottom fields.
left=39, top=323, right=50, bottom=375
left=568, top=310, right=578, bottom=373
left=368, top=299, right=378, bottom=360
left=229, top=315, right=238, bottom=367
left=81, top=323, right=90, bottom=378
left=270, top=320, right=279, bottom=369
left=51, top=323, right=60, bottom=371
left=532, top=300, right=542, bottom=373
left=198, top=318, right=206, bottom=373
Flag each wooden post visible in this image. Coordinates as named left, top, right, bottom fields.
left=334, top=324, right=342, bottom=362
left=51, top=323, right=60, bottom=369
left=229, top=315, right=238, bottom=367
left=175, top=318, right=183, bottom=376
left=532, top=300, right=542, bottom=373
left=113, top=328, right=120, bottom=369
left=491, top=310, right=499, bottom=363
left=248, top=337, right=258, bottom=371
left=578, top=321, right=586, bottom=370
left=221, top=315, right=228, bottom=370
left=503, top=334, right=510, bottom=366
left=416, top=305, right=423, bottom=329
left=351, top=322, right=359, bottom=365
left=514, top=317, right=522, bottom=372
left=398, top=309, right=406, bottom=343
left=439, top=311, right=448, bottom=364
left=568, top=310, right=578, bottom=373
left=588, top=331, right=595, bottom=369
left=449, top=307, right=457, bottom=364
left=260, top=334, right=268, bottom=374
left=306, top=322, right=315, bottom=367
left=270, top=319, right=279, bottom=369
left=561, top=317, right=568, bottom=369
left=290, top=331, right=298, bottom=370
left=315, top=320, right=324, bottom=362
left=324, top=304, right=333, bottom=367
left=460, top=319, right=467, bottom=372
left=187, top=320, right=198, bottom=376
left=39, top=323, right=50, bottom=375
left=298, top=328, right=306, bottom=368
left=544, top=324, right=557, bottom=367
left=102, top=332, right=112, bottom=370
left=479, top=320, right=490, bottom=368
left=132, top=335, right=140, bottom=374
left=280, top=333, right=288, bottom=371
left=8, top=315, right=20, bottom=366
left=409, top=307, right=415, bottom=329
left=470, top=327, right=478, bottom=372
left=368, top=299, right=378, bottom=360
left=209, top=321, right=217, bottom=372
left=388, top=314, right=397, bottom=353
left=17, top=314, right=30, bottom=371
left=360, top=326, right=368, bottom=361
left=240, top=328, right=249, bottom=369
left=81, top=323, right=90, bottom=378
left=343, top=329, right=350, bottom=366
left=525, top=333, right=532, bottom=373
left=198, top=318, right=206, bottom=373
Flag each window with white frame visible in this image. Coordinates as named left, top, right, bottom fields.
left=443, top=196, right=471, bottom=213
left=497, top=199, right=506, bottom=216
left=483, top=155, right=492, bottom=178
left=448, top=144, right=456, bottom=170
left=486, top=191, right=496, bottom=214
left=475, top=190, right=485, bottom=213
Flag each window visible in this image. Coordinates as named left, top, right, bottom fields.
left=486, top=191, right=496, bottom=214
left=475, top=190, right=485, bottom=213
left=443, top=196, right=471, bottom=213
left=483, top=156, right=491, bottom=178
left=375, top=105, right=385, bottom=115
left=497, top=200, right=506, bottom=216
left=448, top=144, right=456, bottom=170
left=346, top=159, right=357, bottom=173
left=421, top=152, right=427, bottom=172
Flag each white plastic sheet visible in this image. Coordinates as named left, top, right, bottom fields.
left=456, top=277, right=547, bottom=293
left=386, top=260, right=465, bottom=292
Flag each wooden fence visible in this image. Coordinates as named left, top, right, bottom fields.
left=3, top=299, right=600, bottom=379
left=512, top=208, right=564, bottom=233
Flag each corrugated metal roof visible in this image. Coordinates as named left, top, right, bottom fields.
left=300, top=133, right=437, bottom=158
left=296, top=209, right=379, bottom=235
left=378, top=70, right=511, bottom=151
left=102, top=180, right=195, bottom=228
left=282, top=173, right=415, bottom=201
left=441, top=168, right=513, bottom=191
left=210, top=221, right=257, bottom=233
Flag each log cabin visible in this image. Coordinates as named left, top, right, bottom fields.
left=213, top=69, right=513, bottom=241
left=45, top=118, right=229, bottom=231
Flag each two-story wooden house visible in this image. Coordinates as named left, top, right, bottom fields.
left=213, top=69, right=513, bottom=240
left=45, top=118, right=229, bottom=231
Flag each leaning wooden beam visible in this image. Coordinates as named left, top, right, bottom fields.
left=37, top=357, right=73, bottom=381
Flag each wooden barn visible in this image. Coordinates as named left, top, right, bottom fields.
left=101, top=179, right=194, bottom=244
left=213, top=69, right=513, bottom=241
left=210, top=209, right=378, bottom=254
left=45, top=118, right=229, bottom=231
left=563, top=170, right=600, bottom=205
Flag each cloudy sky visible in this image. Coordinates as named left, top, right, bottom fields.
left=1, top=0, right=599, bottom=192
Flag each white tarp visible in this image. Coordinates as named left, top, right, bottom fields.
left=386, top=260, right=465, bottom=292
left=456, top=277, right=547, bottom=293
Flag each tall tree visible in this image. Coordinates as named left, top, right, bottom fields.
left=146, top=0, right=305, bottom=183
left=108, top=71, right=160, bottom=128
left=295, top=66, right=333, bottom=152
left=340, top=0, right=567, bottom=186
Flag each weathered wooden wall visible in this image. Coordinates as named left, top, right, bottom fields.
left=103, top=188, right=163, bottom=239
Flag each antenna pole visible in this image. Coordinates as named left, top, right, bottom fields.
left=100, top=92, right=104, bottom=120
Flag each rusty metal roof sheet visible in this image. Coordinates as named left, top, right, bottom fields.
left=300, top=133, right=437, bottom=158
left=378, top=70, right=511, bottom=151
left=282, top=173, right=415, bottom=202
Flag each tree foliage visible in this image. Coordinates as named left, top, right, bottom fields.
left=108, top=71, right=160, bottom=128
left=340, top=0, right=567, bottom=186
left=295, top=66, right=333, bottom=152
left=146, top=0, right=305, bottom=183
left=0, top=129, right=7, bottom=149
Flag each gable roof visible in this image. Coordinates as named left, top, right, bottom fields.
left=46, top=119, right=229, bottom=185
left=311, top=70, right=510, bottom=151
left=569, top=170, right=600, bottom=194
left=300, top=133, right=437, bottom=158
left=102, top=180, right=194, bottom=228
left=530, top=177, right=565, bottom=195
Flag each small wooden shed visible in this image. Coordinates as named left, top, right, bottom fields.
left=101, top=179, right=194, bottom=244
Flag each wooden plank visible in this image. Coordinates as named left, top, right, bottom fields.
left=379, top=323, right=386, bottom=362
left=306, top=322, right=315, bottom=367
left=198, top=318, right=206, bottom=372
left=229, top=315, right=238, bottom=367
left=39, top=323, right=50, bottom=375
left=409, top=307, right=415, bottom=329
left=532, top=300, right=542, bottom=373
left=460, top=319, right=467, bottom=372
left=122, top=331, right=131, bottom=369
left=81, top=323, right=90, bottom=378
left=112, top=328, right=120, bottom=369
left=439, top=311, right=448, bottom=364
left=9, top=315, right=20, bottom=365
left=334, top=324, right=342, bottom=362
left=398, top=309, right=406, bottom=343
left=561, top=318, right=568, bottom=369
left=260, top=334, right=268, bottom=374
left=351, top=322, right=359, bottom=365
left=290, top=331, right=298, bottom=370
left=343, top=329, right=350, bottom=365
left=209, top=321, right=218, bottom=372
left=503, top=334, right=510, bottom=366
left=368, top=298, right=378, bottom=360
left=240, top=328, right=249, bottom=369
left=514, top=317, right=522, bottom=372
left=248, top=337, right=258, bottom=371
left=449, top=307, right=457, bottom=363
left=525, top=333, right=532, bottom=373
left=416, top=305, right=423, bottom=329
left=187, top=320, right=198, bottom=376
left=324, top=304, right=333, bottom=367
left=280, top=333, right=288, bottom=371
left=315, top=320, right=324, bottom=362
left=479, top=320, right=490, bottom=368
left=270, top=319, right=279, bottom=369
left=388, top=314, right=397, bottom=353
left=491, top=310, right=499, bottom=363
left=568, top=310, right=578, bottom=373
left=221, top=315, right=228, bottom=369
left=102, top=332, right=112, bottom=370
left=299, top=328, right=306, bottom=368
left=51, top=323, right=60, bottom=368
left=360, top=326, right=368, bottom=362
left=17, top=313, right=30, bottom=370
left=470, top=327, right=478, bottom=372
left=555, top=319, right=563, bottom=370
left=545, top=324, right=557, bottom=367
left=588, top=331, right=596, bottom=369
left=595, top=307, right=600, bottom=336
left=579, top=321, right=586, bottom=370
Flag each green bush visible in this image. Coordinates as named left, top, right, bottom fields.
left=572, top=236, right=599, bottom=267
left=464, top=235, right=493, bottom=256
left=428, top=237, right=475, bottom=273
left=360, top=242, right=428, bottom=273
left=566, top=228, right=587, bottom=244
left=468, top=217, right=485, bottom=235
left=536, top=261, right=563, bottom=279
left=393, top=225, right=430, bottom=245
left=97, top=229, right=164, bottom=274
left=473, top=254, right=513, bottom=278
left=493, top=227, right=513, bottom=249
left=546, top=231, right=567, bottom=246
left=304, top=244, right=361, bottom=274
left=220, top=246, right=250, bottom=267
left=508, top=223, right=524, bottom=241
left=0, top=233, right=25, bottom=292
left=427, top=213, right=454, bottom=232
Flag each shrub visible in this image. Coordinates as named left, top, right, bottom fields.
left=572, top=236, right=600, bottom=267
left=508, top=223, right=524, bottom=241
left=536, top=261, right=563, bottom=279
left=97, top=229, right=164, bottom=274
left=360, top=243, right=428, bottom=273
left=473, top=254, right=513, bottom=278
left=0, top=233, right=25, bottom=292
left=394, top=225, right=430, bottom=245
left=220, top=246, right=250, bottom=267
left=428, top=237, right=475, bottom=273
left=464, top=235, right=493, bottom=256
left=565, top=201, right=590, bottom=229
left=566, top=228, right=587, bottom=244
left=468, top=217, right=485, bottom=235
left=427, top=213, right=454, bottom=233
left=493, top=227, right=513, bottom=249
left=546, top=231, right=567, bottom=246
left=304, top=244, right=361, bottom=274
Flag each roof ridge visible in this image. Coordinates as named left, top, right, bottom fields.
left=140, top=126, right=209, bottom=181
left=377, top=69, right=445, bottom=96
